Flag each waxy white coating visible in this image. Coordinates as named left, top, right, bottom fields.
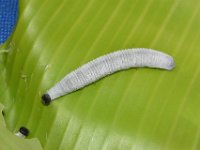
left=46, top=48, right=175, bottom=100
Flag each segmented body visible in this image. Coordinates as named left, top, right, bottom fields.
left=42, top=48, right=175, bottom=104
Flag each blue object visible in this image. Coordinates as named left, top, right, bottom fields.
left=0, top=0, right=18, bottom=44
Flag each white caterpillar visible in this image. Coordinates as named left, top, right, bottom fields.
left=42, top=48, right=175, bottom=105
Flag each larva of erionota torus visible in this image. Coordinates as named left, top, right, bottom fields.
left=15, top=127, right=29, bottom=138
left=42, top=48, right=175, bottom=105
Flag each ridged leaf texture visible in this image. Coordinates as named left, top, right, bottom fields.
left=0, top=0, right=200, bottom=149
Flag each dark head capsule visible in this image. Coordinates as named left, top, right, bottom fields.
left=19, top=127, right=29, bottom=137
left=41, top=93, right=51, bottom=105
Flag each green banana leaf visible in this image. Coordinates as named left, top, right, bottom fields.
left=0, top=103, right=42, bottom=149
left=1, top=0, right=200, bottom=149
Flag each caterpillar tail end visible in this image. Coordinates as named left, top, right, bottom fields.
left=166, top=57, right=176, bottom=70
left=41, top=93, right=51, bottom=106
